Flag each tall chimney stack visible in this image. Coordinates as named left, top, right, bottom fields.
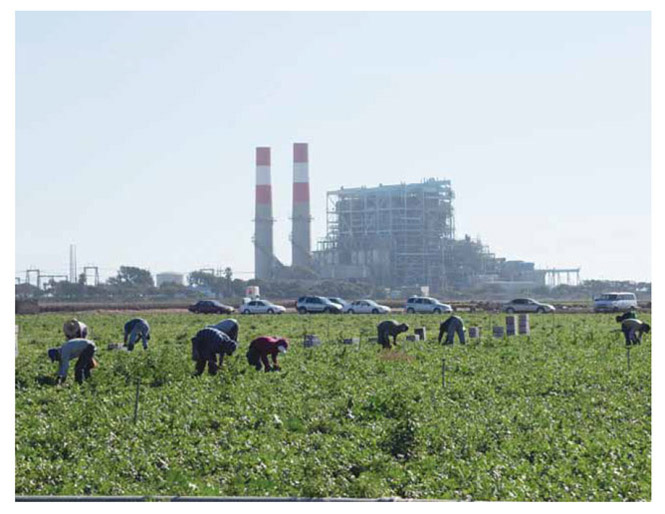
left=291, top=142, right=311, bottom=268
left=254, top=147, right=274, bottom=280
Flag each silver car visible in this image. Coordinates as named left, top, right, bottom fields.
left=240, top=299, right=286, bottom=315
left=344, top=299, right=391, bottom=314
left=404, top=296, right=453, bottom=314
left=502, top=298, right=555, bottom=314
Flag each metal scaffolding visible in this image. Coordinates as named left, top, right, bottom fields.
left=315, top=179, right=455, bottom=290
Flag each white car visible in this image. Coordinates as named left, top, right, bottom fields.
left=344, top=299, right=391, bottom=314
left=593, top=292, right=638, bottom=313
left=240, top=299, right=286, bottom=315
left=404, top=296, right=453, bottom=314
left=327, top=297, right=349, bottom=310
left=502, top=298, right=555, bottom=314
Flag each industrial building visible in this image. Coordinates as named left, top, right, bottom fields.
left=252, top=145, right=577, bottom=293
left=313, top=179, right=455, bottom=291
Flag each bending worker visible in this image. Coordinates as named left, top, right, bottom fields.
left=438, top=315, right=466, bottom=345
left=207, top=318, right=239, bottom=341
left=377, top=320, right=409, bottom=349
left=616, top=315, right=650, bottom=346
left=246, top=336, right=289, bottom=372
left=124, top=318, right=151, bottom=351
left=191, top=327, right=238, bottom=376
left=48, top=338, right=97, bottom=384
left=63, top=318, right=88, bottom=340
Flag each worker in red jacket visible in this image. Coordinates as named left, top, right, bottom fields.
left=246, top=336, right=289, bottom=372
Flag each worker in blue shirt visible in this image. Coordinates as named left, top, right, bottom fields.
left=124, top=318, right=151, bottom=351
left=48, top=339, right=97, bottom=384
left=191, top=327, right=238, bottom=376
left=438, top=315, right=466, bottom=345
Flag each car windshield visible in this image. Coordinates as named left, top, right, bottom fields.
left=365, top=300, right=377, bottom=306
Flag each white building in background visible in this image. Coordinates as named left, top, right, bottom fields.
left=156, top=272, right=184, bottom=287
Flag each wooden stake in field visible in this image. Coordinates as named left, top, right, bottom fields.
left=133, top=378, right=141, bottom=424
left=626, top=345, right=631, bottom=372
left=441, top=358, right=446, bottom=388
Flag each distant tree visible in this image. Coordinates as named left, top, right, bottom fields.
left=108, top=266, right=154, bottom=287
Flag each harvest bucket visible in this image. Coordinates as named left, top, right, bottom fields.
left=469, top=327, right=480, bottom=339
left=493, top=326, right=505, bottom=338
left=518, top=314, right=530, bottom=335
left=414, top=327, right=427, bottom=341
left=505, top=315, right=516, bottom=336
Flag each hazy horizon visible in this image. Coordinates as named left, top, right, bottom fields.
left=15, top=11, right=651, bottom=283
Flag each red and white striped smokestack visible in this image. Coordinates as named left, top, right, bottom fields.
left=254, top=147, right=274, bottom=280
left=291, top=143, right=311, bottom=268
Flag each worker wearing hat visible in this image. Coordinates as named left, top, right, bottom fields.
left=246, top=336, right=289, bottom=372
left=377, top=320, right=409, bottom=349
left=191, top=327, right=238, bottom=376
left=63, top=318, right=88, bottom=340
left=124, top=317, right=151, bottom=351
left=48, top=338, right=97, bottom=384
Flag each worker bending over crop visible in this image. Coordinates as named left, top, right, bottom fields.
left=48, top=338, right=97, bottom=384
left=617, top=317, right=650, bottom=346
left=124, top=318, right=151, bottom=351
left=208, top=318, right=239, bottom=341
left=377, top=320, right=409, bottom=349
left=191, top=327, right=238, bottom=376
left=246, top=336, right=289, bottom=372
left=438, top=315, right=466, bottom=345
left=63, top=318, right=88, bottom=340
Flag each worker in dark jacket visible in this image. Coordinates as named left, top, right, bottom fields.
left=63, top=318, right=88, bottom=340
left=124, top=318, right=151, bottom=351
left=377, top=320, right=409, bottom=349
left=618, top=317, right=650, bottom=346
left=191, top=327, right=238, bottom=376
left=246, top=336, right=289, bottom=372
left=207, top=318, right=239, bottom=341
left=48, top=339, right=97, bottom=384
left=438, top=315, right=466, bottom=345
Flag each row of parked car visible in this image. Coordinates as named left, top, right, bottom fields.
left=188, top=294, right=639, bottom=315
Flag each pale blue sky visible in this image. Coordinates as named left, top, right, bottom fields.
left=15, top=11, right=651, bottom=282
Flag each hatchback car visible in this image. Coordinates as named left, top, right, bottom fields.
left=240, top=299, right=286, bottom=315
left=502, top=298, right=555, bottom=314
left=404, top=296, right=453, bottom=314
left=296, top=296, right=343, bottom=314
left=188, top=300, right=235, bottom=314
left=344, top=299, right=391, bottom=314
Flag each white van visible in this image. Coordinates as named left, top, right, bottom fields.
left=593, top=292, right=638, bottom=313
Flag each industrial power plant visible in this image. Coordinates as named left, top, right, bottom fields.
left=253, top=144, right=580, bottom=294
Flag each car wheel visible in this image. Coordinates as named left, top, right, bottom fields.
left=348, top=309, right=354, bottom=314
left=536, top=307, right=545, bottom=314
left=406, top=308, right=415, bottom=314
left=242, top=310, right=250, bottom=315
left=434, top=308, right=442, bottom=314
left=372, top=308, right=379, bottom=314
left=324, top=307, right=332, bottom=314
left=298, top=307, right=307, bottom=314
left=267, top=308, right=274, bottom=314
left=506, top=307, right=515, bottom=314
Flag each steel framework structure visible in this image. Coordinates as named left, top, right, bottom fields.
left=317, top=179, right=455, bottom=290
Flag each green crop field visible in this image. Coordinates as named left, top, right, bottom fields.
left=15, top=312, right=651, bottom=500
